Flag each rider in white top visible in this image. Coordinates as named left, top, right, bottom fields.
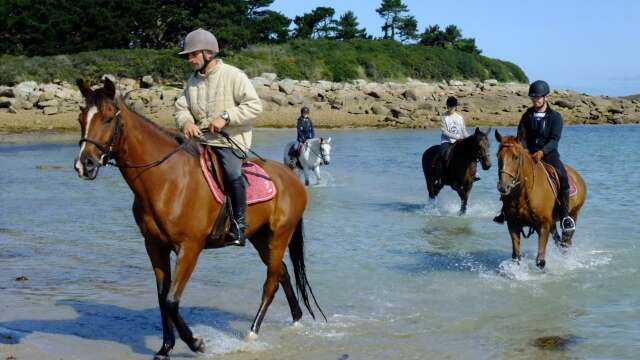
left=435, top=96, right=469, bottom=186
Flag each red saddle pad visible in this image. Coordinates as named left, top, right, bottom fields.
left=200, top=148, right=276, bottom=205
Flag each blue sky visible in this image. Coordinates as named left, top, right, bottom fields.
left=271, top=0, right=640, bottom=96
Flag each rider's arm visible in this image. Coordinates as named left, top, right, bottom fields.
left=309, top=120, right=315, bottom=140
left=516, top=112, right=528, bottom=145
left=174, top=88, right=195, bottom=130
left=225, top=69, right=263, bottom=127
left=297, top=118, right=305, bottom=143
left=541, top=113, right=563, bottom=155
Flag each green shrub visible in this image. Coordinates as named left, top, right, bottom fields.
left=0, top=40, right=528, bottom=85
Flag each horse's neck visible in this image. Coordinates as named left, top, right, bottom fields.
left=117, top=109, right=186, bottom=179
left=452, top=136, right=475, bottom=163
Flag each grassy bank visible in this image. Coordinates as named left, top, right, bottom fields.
left=0, top=39, right=527, bottom=85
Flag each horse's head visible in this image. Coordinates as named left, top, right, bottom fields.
left=319, top=137, right=332, bottom=165
left=74, top=78, right=120, bottom=180
left=495, top=129, right=526, bottom=195
left=473, top=127, right=492, bottom=170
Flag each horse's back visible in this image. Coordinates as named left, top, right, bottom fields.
left=251, top=158, right=307, bottom=218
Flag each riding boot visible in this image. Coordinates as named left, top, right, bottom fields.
left=224, top=176, right=247, bottom=247
left=560, top=189, right=575, bottom=233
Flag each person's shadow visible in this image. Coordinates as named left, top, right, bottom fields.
left=0, top=299, right=252, bottom=356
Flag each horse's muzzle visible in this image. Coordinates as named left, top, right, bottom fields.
left=497, top=182, right=513, bottom=195
left=323, top=160, right=330, bottom=165
left=74, top=156, right=100, bottom=180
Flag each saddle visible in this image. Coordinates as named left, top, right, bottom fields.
left=431, top=142, right=457, bottom=171
left=199, top=146, right=276, bottom=248
left=541, top=162, right=578, bottom=204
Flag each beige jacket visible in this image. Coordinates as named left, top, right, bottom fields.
left=174, top=60, right=262, bottom=150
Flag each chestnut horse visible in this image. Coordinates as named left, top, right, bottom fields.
left=421, top=128, right=492, bottom=215
left=73, top=79, right=324, bottom=359
left=495, top=130, right=587, bottom=269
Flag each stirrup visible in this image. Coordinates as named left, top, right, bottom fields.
left=223, top=221, right=246, bottom=247
left=561, top=216, right=576, bottom=232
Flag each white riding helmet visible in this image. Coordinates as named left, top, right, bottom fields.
left=178, top=28, right=219, bottom=55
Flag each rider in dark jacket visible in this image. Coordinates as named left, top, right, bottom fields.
left=494, top=80, right=575, bottom=232
left=297, top=106, right=315, bottom=144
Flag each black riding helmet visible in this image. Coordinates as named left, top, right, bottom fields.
left=301, top=106, right=310, bottom=115
left=528, top=80, right=550, bottom=97
left=446, top=96, right=458, bottom=108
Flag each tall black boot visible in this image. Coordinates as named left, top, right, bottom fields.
left=560, top=189, right=575, bottom=232
left=224, top=176, right=247, bottom=247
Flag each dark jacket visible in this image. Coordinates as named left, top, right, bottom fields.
left=517, top=105, right=563, bottom=157
left=297, top=116, right=315, bottom=143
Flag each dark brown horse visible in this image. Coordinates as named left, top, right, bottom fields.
left=421, top=128, right=492, bottom=215
left=73, top=78, right=324, bottom=359
left=495, top=130, right=587, bottom=269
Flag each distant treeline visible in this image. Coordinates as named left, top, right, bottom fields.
left=1, top=0, right=482, bottom=56
left=0, top=40, right=527, bottom=85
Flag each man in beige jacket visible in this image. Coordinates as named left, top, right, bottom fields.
left=175, top=28, right=263, bottom=247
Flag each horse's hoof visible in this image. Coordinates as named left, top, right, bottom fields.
left=291, top=321, right=303, bottom=328
left=153, top=355, right=170, bottom=360
left=536, top=259, right=546, bottom=269
left=245, top=331, right=258, bottom=342
left=189, top=337, right=205, bottom=353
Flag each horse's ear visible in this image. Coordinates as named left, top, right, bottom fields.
left=76, top=79, right=92, bottom=98
left=495, top=129, right=502, bottom=143
left=103, top=77, right=116, bottom=99
left=475, top=127, right=481, bottom=135
left=326, top=137, right=331, bottom=143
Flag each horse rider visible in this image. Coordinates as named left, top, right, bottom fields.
left=175, top=28, right=263, bottom=247
left=493, top=80, right=576, bottom=233
left=289, top=106, right=315, bottom=168
left=435, top=96, right=469, bottom=186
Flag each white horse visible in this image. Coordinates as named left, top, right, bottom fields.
left=283, top=137, right=332, bottom=186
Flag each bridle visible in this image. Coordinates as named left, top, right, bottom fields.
left=78, top=102, right=188, bottom=169
left=498, top=144, right=523, bottom=190
left=306, top=140, right=329, bottom=165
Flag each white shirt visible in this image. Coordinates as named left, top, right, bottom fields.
left=440, top=112, right=469, bottom=143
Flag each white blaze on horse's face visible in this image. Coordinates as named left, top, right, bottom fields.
left=320, top=138, right=331, bottom=165
left=74, top=105, right=98, bottom=178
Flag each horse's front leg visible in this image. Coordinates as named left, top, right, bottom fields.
left=536, top=222, right=552, bottom=269
left=507, top=221, right=522, bottom=262
left=165, top=243, right=206, bottom=354
left=301, top=166, right=310, bottom=186
left=455, top=183, right=471, bottom=216
left=146, top=243, right=175, bottom=360
left=313, top=165, right=322, bottom=185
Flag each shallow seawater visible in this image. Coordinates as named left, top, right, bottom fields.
left=1, top=125, right=639, bottom=359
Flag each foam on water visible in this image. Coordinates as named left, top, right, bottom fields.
left=423, top=197, right=500, bottom=218
left=191, top=325, right=270, bottom=356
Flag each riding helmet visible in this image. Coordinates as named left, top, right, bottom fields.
left=179, top=28, right=219, bottom=55
left=446, top=96, right=458, bottom=108
left=528, top=80, right=550, bottom=97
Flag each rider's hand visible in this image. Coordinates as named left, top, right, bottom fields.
left=532, top=151, right=544, bottom=163
left=182, top=121, right=202, bottom=139
left=209, top=116, right=226, bottom=133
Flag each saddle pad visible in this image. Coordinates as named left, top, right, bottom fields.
left=200, top=149, right=276, bottom=205
left=542, top=162, right=577, bottom=200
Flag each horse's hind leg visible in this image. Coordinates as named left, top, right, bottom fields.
left=164, top=243, right=205, bottom=354
left=248, top=227, right=294, bottom=338
left=147, top=243, right=175, bottom=360
left=280, top=262, right=303, bottom=324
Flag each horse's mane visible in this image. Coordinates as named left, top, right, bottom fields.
left=117, top=97, right=201, bottom=157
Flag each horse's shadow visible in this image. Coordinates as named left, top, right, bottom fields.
left=0, top=299, right=252, bottom=356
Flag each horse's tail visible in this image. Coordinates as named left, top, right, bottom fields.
left=288, top=219, right=327, bottom=321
